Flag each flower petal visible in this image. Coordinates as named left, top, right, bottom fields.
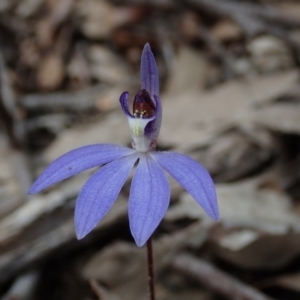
left=140, top=43, right=159, bottom=98
left=129, top=154, right=170, bottom=247
left=152, top=152, right=219, bottom=220
left=145, top=95, right=162, bottom=142
left=28, top=144, right=134, bottom=194
left=75, top=153, right=138, bottom=239
left=119, top=91, right=131, bottom=117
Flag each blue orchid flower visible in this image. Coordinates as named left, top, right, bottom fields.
left=28, top=44, right=219, bottom=247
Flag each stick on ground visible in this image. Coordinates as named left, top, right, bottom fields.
left=172, top=253, right=275, bottom=300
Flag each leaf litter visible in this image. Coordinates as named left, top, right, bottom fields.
left=1, top=0, right=300, bottom=299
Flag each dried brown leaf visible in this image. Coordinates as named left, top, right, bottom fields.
left=211, top=19, right=243, bottom=42
left=88, top=45, right=130, bottom=84
left=82, top=222, right=208, bottom=300
left=249, top=103, right=300, bottom=134
left=76, top=0, right=141, bottom=39
left=164, top=46, right=212, bottom=94
left=36, top=53, right=65, bottom=91
left=161, top=69, right=298, bottom=152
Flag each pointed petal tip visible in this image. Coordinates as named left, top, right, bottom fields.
left=211, top=209, right=219, bottom=221
left=132, top=228, right=153, bottom=247
left=204, top=188, right=219, bottom=221
left=207, top=190, right=219, bottom=221
left=27, top=188, right=35, bottom=195
left=75, top=230, right=86, bottom=240
left=75, top=218, right=92, bottom=240
left=134, top=238, right=146, bottom=248
left=143, top=42, right=151, bottom=52
left=141, top=43, right=156, bottom=65
left=27, top=184, right=42, bottom=195
left=140, top=43, right=159, bottom=97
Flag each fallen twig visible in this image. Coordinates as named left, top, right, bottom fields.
left=172, top=253, right=275, bottom=300
left=21, top=84, right=105, bottom=111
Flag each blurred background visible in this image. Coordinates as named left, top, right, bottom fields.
left=0, top=0, right=300, bottom=299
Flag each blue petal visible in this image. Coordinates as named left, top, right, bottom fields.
left=28, top=144, right=134, bottom=194
left=152, top=152, right=219, bottom=220
left=129, top=154, right=170, bottom=247
left=140, top=43, right=159, bottom=98
left=75, top=153, right=138, bottom=239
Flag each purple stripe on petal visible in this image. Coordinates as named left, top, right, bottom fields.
left=28, top=144, right=135, bottom=194
left=129, top=154, right=170, bottom=247
left=152, top=152, right=219, bottom=220
left=75, top=153, right=138, bottom=239
left=140, top=43, right=159, bottom=98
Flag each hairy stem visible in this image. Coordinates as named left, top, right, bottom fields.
left=146, top=237, right=155, bottom=300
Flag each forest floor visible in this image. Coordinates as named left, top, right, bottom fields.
left=1, top=0, right=300, bottom=299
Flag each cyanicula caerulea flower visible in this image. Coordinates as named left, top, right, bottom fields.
left=28, top=44, right=219, bottom=247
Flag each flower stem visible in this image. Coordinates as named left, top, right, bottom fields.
left=146, top=237, right=156, bottom=300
